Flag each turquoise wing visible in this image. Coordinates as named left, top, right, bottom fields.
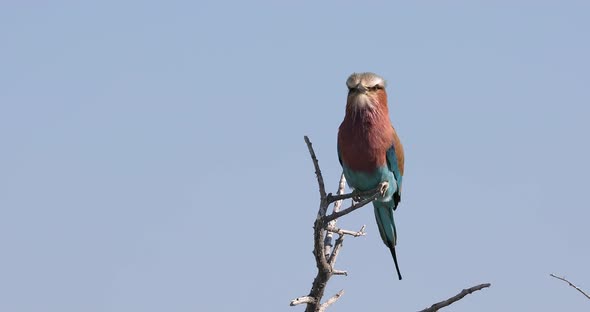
left=385, top=143, right=403, bottom=209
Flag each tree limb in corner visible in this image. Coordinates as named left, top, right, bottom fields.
left=550, top=273, right=590, bottom=301
left=418, top=283, right=491, bottom=312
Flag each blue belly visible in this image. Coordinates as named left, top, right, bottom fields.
left=342, top=165, right=398, bottom=202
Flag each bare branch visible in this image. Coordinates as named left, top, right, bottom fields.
left=318, top=290, right=344, bottom=312
left=304, top=216, right=331, bottom=312
left=290, top=296, right=317, bottom=306
left=328, top=234, right=344, bottom=267
left=550, top=273, right=590, bottom=300
left=326, top=224, right=366, bottom=237
left=333, top=174, right=347, bottom=213
left=292, top=138, right=367, bottom=312
left=297, top=137, right=340, bottom=312
left=324, top=174, right=346, bottom=259
left=419, top=283, right=491, bottom=312
left=304, top=136, right=327, bottom=207
left=324, top=191, right=380, bottom=224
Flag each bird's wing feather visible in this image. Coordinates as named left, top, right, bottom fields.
left=386, top=146, right=402, bottom=188
left=386, top=126, right=404, bottom=208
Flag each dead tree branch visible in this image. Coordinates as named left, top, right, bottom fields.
left=318, top=290, right=344, bottom=312
left=324, top=174, right=346, bottom=260
left=324, top=192, right=380, bottom=224
left=550, top=273, right=590, bottom=301
left=303, top=136, right=328, bottom=213
left=290, top=136, right=373, bottom=311
left=291, top=296, right=316, bottom=306
left=326, top=224, right=366, bottom=237
left=418, top=283, right=491, bottom=312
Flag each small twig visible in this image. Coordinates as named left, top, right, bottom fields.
left=324, top=191, right=380, bottom=224
left=318, top=290, right=345, bottom=312
left=550, top=273, right=590, bottom=300
left=419, top=283, right=491, bottom=312
left=332, top=270, right=348, bottom=276
left=290, top=296, right=317, bottom=306
left=324, top=174, right=346, bottom=259
left=304, top=136, right=327, bottom=206
left=332, top=174, right=347, bottom=213
left=326, top=224, right=366, bottom=237
left=328, top=235, right=344, bottom=266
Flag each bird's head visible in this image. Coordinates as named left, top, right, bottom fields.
left=345, top=72, right=388, bottom=114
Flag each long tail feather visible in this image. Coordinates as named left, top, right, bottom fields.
left=388, top=243, right=402, bottom=280
left=374, top=201, right=402, bottom=280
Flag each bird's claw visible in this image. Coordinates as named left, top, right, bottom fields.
left=352, top=190, right=363, bottom=202
left=378, top=181, right=389, bottom=197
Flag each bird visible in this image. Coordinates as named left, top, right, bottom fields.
left=337, top=72, right=405, bottom=280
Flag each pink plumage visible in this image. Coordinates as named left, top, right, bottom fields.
left=338, top=78, right=404, bottom=174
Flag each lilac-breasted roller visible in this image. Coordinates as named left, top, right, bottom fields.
left=337, top=72, right=405, bottom=280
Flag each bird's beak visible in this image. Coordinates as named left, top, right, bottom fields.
left=352, top=84, right=368, bottom=94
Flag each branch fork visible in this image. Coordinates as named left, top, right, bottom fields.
left=290, top=137, right=376, bottom=311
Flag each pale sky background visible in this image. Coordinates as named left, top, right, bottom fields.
left=1, top=1, right=589, bottom=311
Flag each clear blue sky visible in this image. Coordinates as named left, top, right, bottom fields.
left=1, top=1, right=589, bottom=311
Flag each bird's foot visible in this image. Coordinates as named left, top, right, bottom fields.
left=378, top=181, right=389, bottom=197
left=352, top=190, right=363, bottom=202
